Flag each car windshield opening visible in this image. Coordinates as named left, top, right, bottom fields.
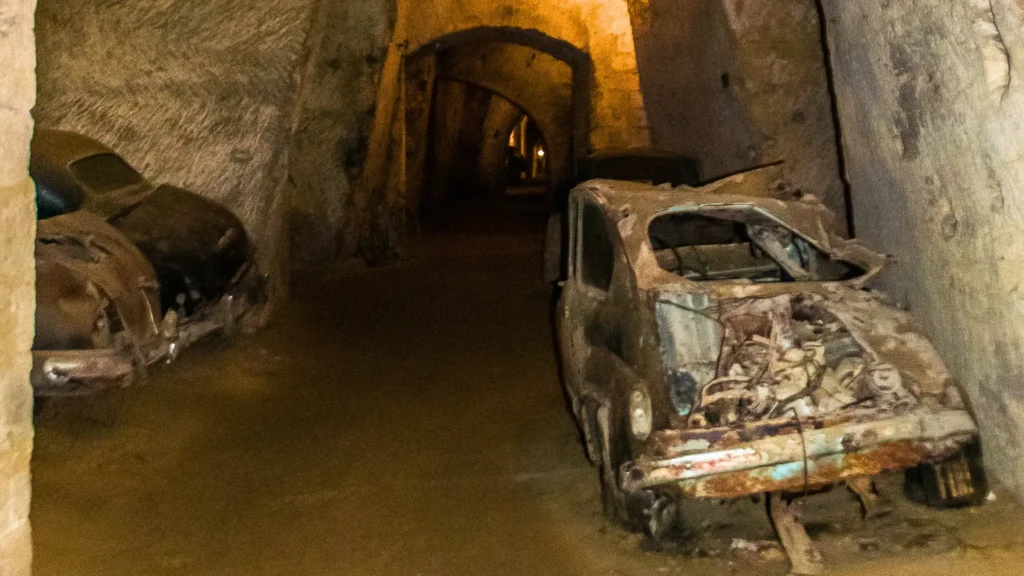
left=70, top=153, right=144, bottom=195
left=648, top=208, right=865, bottom=283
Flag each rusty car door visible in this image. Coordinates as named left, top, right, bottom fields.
left=558, top=196, right=622, bottom=413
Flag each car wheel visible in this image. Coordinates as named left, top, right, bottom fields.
left=906, top=441, right=988, bottom=508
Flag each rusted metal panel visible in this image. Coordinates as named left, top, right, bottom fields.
left=31, top=349, right=136, bottom=396
left=622, top=409, right=976, bottom=496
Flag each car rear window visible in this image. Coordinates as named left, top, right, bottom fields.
left=70, top=153, right=144, bottom=194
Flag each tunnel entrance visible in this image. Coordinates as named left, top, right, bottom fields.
left=405, top=27, right=592, bottom=228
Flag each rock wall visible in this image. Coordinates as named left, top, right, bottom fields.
left=0, top=0, right=36, bottom=573
left=34, top=0, right=321, bottom=305
left=289, top=0, right=395, bottom=268
left=628, top=0, right=845, bottom=216
left=820, top=0, right=1024, bottom=498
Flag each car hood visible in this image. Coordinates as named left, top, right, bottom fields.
left=34, top=211, right=160, bottom=350
left=655, top=287, right=956, bottom=427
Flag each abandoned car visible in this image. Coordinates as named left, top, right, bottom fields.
left=30, top=128, right=265, bottom=396
left=556, top=171, right=986, bottom=545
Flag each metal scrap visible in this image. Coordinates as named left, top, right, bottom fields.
left=769, top=494, right=825, bottom=576
left=690, top=294, right=920, bottom=428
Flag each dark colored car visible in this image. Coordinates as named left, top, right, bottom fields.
left=576, top=148, right=701, bottom=189
left=555, top=171, right=986, bottom=562
left=30, top=129, right=265, bottom=396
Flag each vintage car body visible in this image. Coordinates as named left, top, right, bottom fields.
left=556, top=171, right=983, bottom=537
left=33, top=211, right=164, bottom=396
left=577, top=148, right=701, bottom=190
left=30, top=129, right=265, bottom=396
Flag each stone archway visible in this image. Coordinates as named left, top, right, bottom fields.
left=405, top=28, right=586, bottom=213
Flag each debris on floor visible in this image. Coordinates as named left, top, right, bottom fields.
left=730, top=538, right=787, bottom=562
left=769, top=494, right=826, bottom=575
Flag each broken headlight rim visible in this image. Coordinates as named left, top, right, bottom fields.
left=629, top=388, right=654, bottom=441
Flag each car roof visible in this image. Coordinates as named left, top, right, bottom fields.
left=30, top=128, right=153, bottom=220
left=573, top=169, right=888, bottom=294
left=578, top=165, right=838, bottom=235
left=587, top=147, right=693, bottom=160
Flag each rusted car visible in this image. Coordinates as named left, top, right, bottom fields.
left=556, top=170, right=986, bottom=545
left=30, top=128, right=265, bottom=396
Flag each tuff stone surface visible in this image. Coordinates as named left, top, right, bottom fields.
left=34, top=0, right=321, bottom=307
left=0, top=1, right=37, bottom=574
left=628, top=0, right=845, bottom=216
left=820, top=0, right=1024, bottom=498
left=289, top=0, right=396, bottom=269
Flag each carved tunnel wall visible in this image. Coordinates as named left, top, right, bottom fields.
left=0, top=0, right=36, bottom=573
left=289, top=0, right=396, bottom=269
left=627, top=0, right=845, bottom=216
left=33, top=0, right=325, bottom=303
left=820, top=0, right=1024, bottom=499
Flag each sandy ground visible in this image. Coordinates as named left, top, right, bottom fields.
left=31, top=218, right=1024, bottom=575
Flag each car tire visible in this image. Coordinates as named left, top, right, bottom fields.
left=906, top=441, right=988, bottom=509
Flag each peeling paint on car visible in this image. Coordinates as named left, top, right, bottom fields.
left=557, top=168, right=981, bottom=517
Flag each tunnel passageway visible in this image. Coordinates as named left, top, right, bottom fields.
left=30, top=219, right=674, bottom=576
left=29, top=216, right=1024, bottom=576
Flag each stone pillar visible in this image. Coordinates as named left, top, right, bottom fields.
left=585, top=0, right=651, bottom=151
left=0, top=0, right=37, bottom=573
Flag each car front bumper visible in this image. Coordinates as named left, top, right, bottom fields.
left=31, top=349, right=137, bottom=396
left=621, top=408, right=978, bottom=498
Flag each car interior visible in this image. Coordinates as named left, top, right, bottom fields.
left=649, top=209, right=865, bottom=283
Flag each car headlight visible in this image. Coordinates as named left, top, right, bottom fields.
left=629, top=388, right=653, bottom=440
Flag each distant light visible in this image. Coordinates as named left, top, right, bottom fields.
left=537, top=149, right=545, bottom=158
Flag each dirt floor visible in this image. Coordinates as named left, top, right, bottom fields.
left=30, top=210, right=1024, bottom=575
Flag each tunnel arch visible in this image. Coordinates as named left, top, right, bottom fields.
left=408, top=26, right=591, bottom=69
left=405, top=26, right=593, bottom=214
